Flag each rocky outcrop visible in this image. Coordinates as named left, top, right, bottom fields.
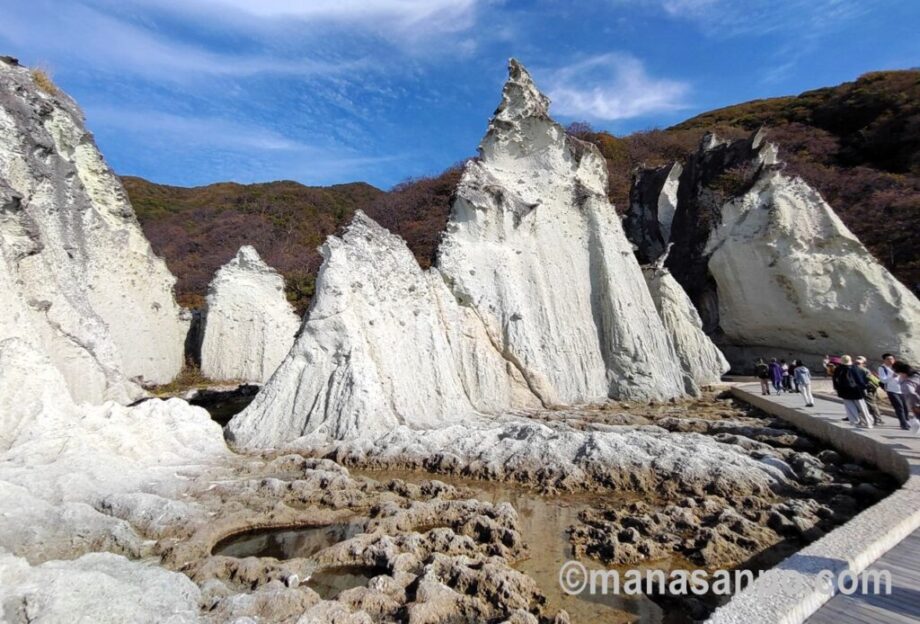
left=228, top=59, right=690, bottom=449
left=0, top=58, right=187, bottom=401
left=200, top=246, right=300, bottom=383
left=643, top=259, right=729, bottom=391
left=437, top=59, right=685, bottom=405
left=627, top=130, right=920, bottom=368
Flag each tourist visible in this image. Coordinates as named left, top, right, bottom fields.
left=768, top=358, right=783, bottom=394
left=789, top=359, right=800, bottom=393
left=879, top=353, right=910, bottom=430
left=793, top=360, right=814, bottom=407
left=855, top=356, right=883, bottom=426
left=781, top=359, right=793, bottom=392
left=832, top=355, right=872, bottom=428
left=892, top=362, right=920, bottom=429
left=755, top=358, right=770, bottom=395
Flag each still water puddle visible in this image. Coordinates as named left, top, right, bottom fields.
left=353, top=469, right=671, bottom=624
left=212, top=520, right=366, bottom=560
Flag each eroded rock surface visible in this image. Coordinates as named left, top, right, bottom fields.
left=200, top=246, right=300, bottom=383
left=0, top=58, right=187, bottom=401
left=229, top=59, right=690, bottom=451
left=643, top=261, right=729, bottom=392
left=626, top=130, right=920, bottom=367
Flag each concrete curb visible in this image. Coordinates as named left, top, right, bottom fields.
left=705, top=385, right=920, bottom=624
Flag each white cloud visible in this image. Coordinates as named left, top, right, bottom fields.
left=541, top=54, right=690, bottom=121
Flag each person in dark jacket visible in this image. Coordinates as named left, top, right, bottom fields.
left=833, top=355, right=872, bottom=428
left=755, top=359, right=770, bottom=395
left=893, top=361, right=920, bottom=426
left=769, top=359, right=783, bottom=394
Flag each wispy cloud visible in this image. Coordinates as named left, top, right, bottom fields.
left=0, top=1, right=367, bottom=83
left=86, top=107, right=310, bottom=152
left=540, top=54, right=690, bottom=121
left=643, top=0, right=870, bottom=37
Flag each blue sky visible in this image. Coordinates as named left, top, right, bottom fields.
left=1, top=0, right=918, bottom=189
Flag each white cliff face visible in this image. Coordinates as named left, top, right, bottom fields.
left=437, top=59, right=686, bottom=404
left=228, top=60, right=688, bottom=450
left=706, top=166, right=920, bottom=364
left=200, top=246, right=300, bottom=383
left=643, top=265, right=730, bottom=391
left=656, top=163, right=682, bottom=245
left=226, top=213, right=538, bottom=448
left=0, top=59, right=187, bottom=401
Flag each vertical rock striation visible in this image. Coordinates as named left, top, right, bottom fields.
left=0, top=58, right=187, bottom=401
left=228, top=59, right=689, bottom=449
left=437, top=60, right=686, bottom=405
left=200, top=246, right=300, bottom=383
left=642, top=259, right=730, bottom=391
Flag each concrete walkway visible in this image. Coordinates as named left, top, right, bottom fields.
left=706, top=383, right=920, bottom=624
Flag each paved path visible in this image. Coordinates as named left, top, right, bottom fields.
left=707, top=384, right=920, bottom=624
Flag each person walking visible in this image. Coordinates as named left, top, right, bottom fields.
left=833, top=355, right=872, bottom=428
left=769, top=358, right=783, bottom=394
left=793, top=360, right=814, bottom=407
left=755, top=358, right=771, bottom=395
left=789, top=360, right=800, bottom=393
left=855, top=356, right=883, bottom=426
left=893, top=362, right=920, bottom=429
left=781, top=360, right=793, bottom=392
left=879, top=353, right=910, bottom=430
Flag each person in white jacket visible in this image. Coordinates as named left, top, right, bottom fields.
left=879, top=353, right=909, bottom=430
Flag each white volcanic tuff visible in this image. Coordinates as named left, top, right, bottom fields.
left=437, top=59, right=686, bottom=404
left=0, top=552, right=201, bottom=624
left=0, top=59, right=187, bottom=401
left=200, top=246, right=300, bottom=383
left=226, top=213, right=538, bottom=448
left=656, top=163, right=682, bottom=245
left=643, top=265, right=730, bottom=392
left=0, top=338, right=228, bottom=562
left=706, top=165, right=920, bottom=365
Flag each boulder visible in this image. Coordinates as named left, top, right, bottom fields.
left=0, top=59, right=187, bottom=401
left=200, top=246, right=300, bottom=383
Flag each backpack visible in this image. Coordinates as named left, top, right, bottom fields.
left=836, top=366, right=863, bottom=395
left=755, top=363, right=769, bottom=378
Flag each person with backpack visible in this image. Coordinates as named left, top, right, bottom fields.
left=793, top=360, right=814, bottom=407
left=855, top=356, right=883, bottom=426
left=755, top=358, right=771, bottom=395
left=879, top=353, right=910, bottom=430
left=833, top=355, right=872, bottom=428
left=892, top=362, right=920, bottom=428
left=769, top=358, right=783, bottom=394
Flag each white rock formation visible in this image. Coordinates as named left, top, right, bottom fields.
left=0, top=336, right=231, bottom=620
left=227, top=213, right=536, bottom=447
left=643, top=261, right=729, bottom=391
left=228, top=60, right=690, bottom=449
left=437, top=59, right=685, bottom=405
left=200, top=246, right=300, bottom=383
left=706, top=155, right=920, bottom=365
left=0, top=58, right=187, bottom=402
left=656, top=163, right=682, bottom=245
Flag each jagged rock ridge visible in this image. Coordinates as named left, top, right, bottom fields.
left=228, top=59, right=705, bottom=449
left=0, top=58, right=187, bottom=401
left=627, top=130, right=920, bottom=367
left=200, top=246, right=300, bottom=383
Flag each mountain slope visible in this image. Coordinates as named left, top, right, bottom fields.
left=124, top=177, right=382, bottom=312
